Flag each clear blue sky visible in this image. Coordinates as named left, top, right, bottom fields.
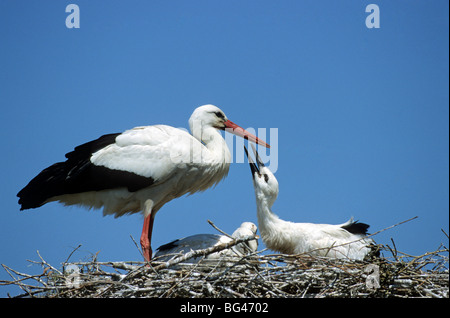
left=1, top=1, right=448, bottom=297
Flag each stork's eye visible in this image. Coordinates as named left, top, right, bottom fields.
left=263, top=174, right=269, bottom=183
left=214, top=111, right=225, bottom=120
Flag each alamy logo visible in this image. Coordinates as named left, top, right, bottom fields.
left=64, top=264, right=81, bottom=288
left=168, top=124, right=279, bottom=173
left=66, top=4, right=80, bottom=29
left=364, top=264, right=381, bottom=289
left=365, top=4, right=380, bottom=29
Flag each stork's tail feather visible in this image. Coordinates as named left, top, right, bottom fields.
left=341, top=219, right=370, bottom=235
left=17, top=162, right=69, bottom=210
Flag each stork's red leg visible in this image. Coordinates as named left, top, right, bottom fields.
left=140, top=214, right=154, bottom=262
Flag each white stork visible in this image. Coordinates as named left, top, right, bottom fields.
left=244, top=145, right=374, bottom=261
left=153, top=222, right=258, bottom=265
left=17, top=105, right=269, bottom=261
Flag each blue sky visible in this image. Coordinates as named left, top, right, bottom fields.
left=1, top=1, right=448, bottom=297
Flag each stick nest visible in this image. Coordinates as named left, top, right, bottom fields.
left=2, top=238, right=448, bottom=298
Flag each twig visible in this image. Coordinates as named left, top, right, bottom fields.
left=207, top=219, right=234, bottom=239
left=390, top=238, right=399, bottom=261
left=36, top=250, right=63, bottom=275
left=64, top=244, right=82, bottom=264
left=130, top=235, right=144, bottom=259
left=368, top=216, right=418, bottom=239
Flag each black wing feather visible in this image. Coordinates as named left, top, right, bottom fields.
left=17, top=133, right=154, bottom=210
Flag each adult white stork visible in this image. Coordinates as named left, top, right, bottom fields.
left=153, top=222, right=258, bottom=264
left=17, top=105, right=269, bottom=261
left=244, top=145, right=374, bottom=261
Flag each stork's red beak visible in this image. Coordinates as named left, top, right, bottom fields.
left=224, top=120, right=270, bottom=148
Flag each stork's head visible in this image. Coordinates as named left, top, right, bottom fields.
left=244, top=145, right=279, bottom=207
left=231, top=221, right=259, bottom=254
left=231, top=222, right=258, bottom=239
left=189, top=105, right=270, bottom=148
left=189, top=104, right=229, bottom=130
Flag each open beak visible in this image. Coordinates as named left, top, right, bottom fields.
left=224, top=120, right=270, bottom=148
left=250, top=144, right=265, bottom=168
left=244, top=145, right=265, bottom=179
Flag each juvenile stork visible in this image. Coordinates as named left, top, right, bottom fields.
left=244, top=146, right=374, bottom=261
left=153, top=222, right=258, bottom=264
left=17, top=105, right=269, bottom=261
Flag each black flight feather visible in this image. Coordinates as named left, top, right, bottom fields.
left=17, top=133, right=155, bottom=210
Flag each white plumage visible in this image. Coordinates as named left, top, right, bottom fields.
left=153, top=222, right=258, bottom=264
left=245, top=146, right=374, bottom=261
left=17, top=105, right=269, bottom=261
left=53, top=124, right=231, bottom=216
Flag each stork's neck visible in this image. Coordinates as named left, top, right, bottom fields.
left=254, top=190, right=283, bottom=234
left=254, top=188, right=297, bottom=254
left=192, top=125, right=231, bottom=164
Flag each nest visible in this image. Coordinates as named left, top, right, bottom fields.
left=2, top=238, right=448, bottom=298
left=1, top=218, right=448, bottom=298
